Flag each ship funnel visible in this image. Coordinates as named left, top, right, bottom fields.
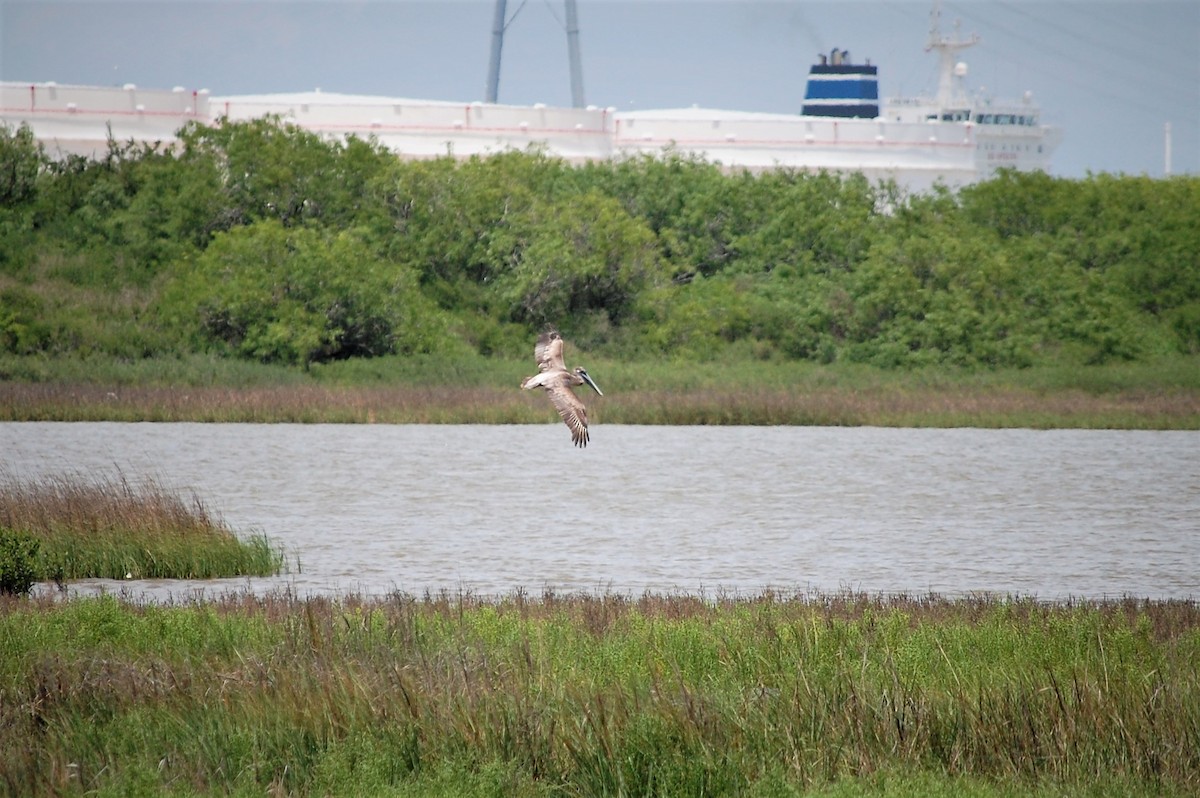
left=802, top=50, right=879, bottom=118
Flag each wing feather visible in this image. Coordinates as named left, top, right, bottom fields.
left=533, top=331, right=566, bottom=373
left=545, top=379, right=590, bottom=447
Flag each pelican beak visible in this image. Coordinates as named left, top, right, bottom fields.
left=580, top=370, right=603, bottom=396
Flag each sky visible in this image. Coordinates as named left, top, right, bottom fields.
left=2, top=1, right=1197, bottom=178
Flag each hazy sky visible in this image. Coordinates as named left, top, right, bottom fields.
left=3, top=1, right=1197, bottom=178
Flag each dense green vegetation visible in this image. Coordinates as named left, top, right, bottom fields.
left=2, top=118, right=1198, bottom=376
left=1, top=591, right=1197, bottom=796
left=0, top=474, right=283, bottom=587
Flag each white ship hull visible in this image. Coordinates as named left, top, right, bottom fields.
left=2, top=81, right=1059, bottom=195
left=0, top=82, right=207, bottom=157
left=613, top=106, right=1058, bottom=191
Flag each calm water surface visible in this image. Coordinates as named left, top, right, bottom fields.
left=2, top=423, right=1197, bottom=600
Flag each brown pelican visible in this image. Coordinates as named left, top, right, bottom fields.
left=520, top=330, right=603, bottom=447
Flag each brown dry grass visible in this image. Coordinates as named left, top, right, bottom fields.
left=2, top=381, right=1197, bottom=427
left=0, top=473, right=282, bottom=580
left=1, top=472, right=221, bottom=540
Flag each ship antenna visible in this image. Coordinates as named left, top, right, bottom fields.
left=926, top=0, right=979, bottom=110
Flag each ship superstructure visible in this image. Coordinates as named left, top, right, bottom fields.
left=614, top=3, right=1059, bottom=190
left=882, top=2, right=1061, bottom=178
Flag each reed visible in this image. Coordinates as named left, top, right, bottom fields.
left=0, top=473, right=283, bottom=581
left=2, top=379, right=1197, bottom=428
left=1, top=591, right=1196, bottom=796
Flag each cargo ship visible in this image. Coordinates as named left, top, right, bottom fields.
left=2, top=3, right=1059, bottom=192
left=611, top=4, right=1061, bottom=190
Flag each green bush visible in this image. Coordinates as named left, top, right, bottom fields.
left=0, top=527, right=39, bottom=596
left=3, top=116, right=1199, bottom=369
left=0, top=123, right=43, bottom=208
left=165, top=220, right=446, bottom=365
left=496, top=190, right=664, bottom=328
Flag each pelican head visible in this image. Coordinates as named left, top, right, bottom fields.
left=575, top=367, right=603, bottom=396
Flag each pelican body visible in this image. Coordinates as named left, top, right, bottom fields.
left=520, top=330, right=603, bottom=447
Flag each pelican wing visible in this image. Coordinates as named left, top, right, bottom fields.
left=533, top=331, right=566, bottom=373
left=545, top=377, right=590, bottom=447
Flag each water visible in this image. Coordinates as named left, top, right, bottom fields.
left=3, top=423, right=1197, bottom=600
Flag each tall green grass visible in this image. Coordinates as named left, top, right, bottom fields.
left=1, top=591, right=1196, bottom=796
left=0, top=474, right=283, bottom=581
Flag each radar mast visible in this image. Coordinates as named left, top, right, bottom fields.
left=926, top=0, right=979, bottom=111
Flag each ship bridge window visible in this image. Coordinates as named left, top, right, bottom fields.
left=998, top=113, right=1036, bottom=126
left=939, top=110, right=971, bottom=122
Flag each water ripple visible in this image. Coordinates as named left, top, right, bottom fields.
left=3, top=423, right=1197, bottom=600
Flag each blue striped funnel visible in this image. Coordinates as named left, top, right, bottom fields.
left=802, top=49, right=879, bottom=119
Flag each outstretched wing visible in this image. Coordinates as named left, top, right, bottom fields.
left=545, top=378, right=590, bottom=447
left=533, top=330, right=566, bottom=373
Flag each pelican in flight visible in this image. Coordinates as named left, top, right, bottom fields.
left=520, top=330, right=603, bottom=447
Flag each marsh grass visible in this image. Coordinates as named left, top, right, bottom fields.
left=1, top=590, right=1197, bottom=796
left=0, top=473, right=283, bottom=581
left=2, top=373, right=1198, bottom=428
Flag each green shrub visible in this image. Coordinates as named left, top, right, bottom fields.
left=5, top=119, right=1200, bottom=369
left=165, top=220, right=446, bottom=366
left=0, top=123, right=44, bottom=207
left=0, top=527, right=39, bottom=596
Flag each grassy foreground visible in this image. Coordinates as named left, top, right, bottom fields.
left=1, top=591, right=1197, bottom=796
left=0, top=474, right=283, bottom=583
left=2, top=353, right=1199, bottom=428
